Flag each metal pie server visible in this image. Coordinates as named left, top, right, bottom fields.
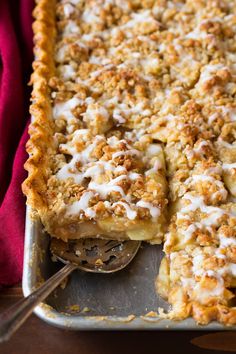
left=0, top=238, right=140, bottom=342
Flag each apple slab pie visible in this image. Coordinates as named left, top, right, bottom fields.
left=23, top=0, right=236, bottom=325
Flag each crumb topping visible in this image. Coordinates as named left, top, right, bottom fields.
left=49, top=0, right=173, bottom=225
left=27, top=0, right=236, bottom=324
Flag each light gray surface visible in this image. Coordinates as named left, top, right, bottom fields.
left=22, top=207, right=231, bottom=330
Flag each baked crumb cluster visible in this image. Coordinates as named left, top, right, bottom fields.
left=26, top=0, right=236, bottom=325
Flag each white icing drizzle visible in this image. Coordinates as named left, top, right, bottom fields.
left=193, top=141, right=209, bottom=154
left=82, top=104, right=109, bottom=125
left=185, top=27, right=212, bottom=41
left=69, top=0, right=82, bottom=4
left=145, top=160, right=162, bottom=176
left=83, top=161, right=125, bottom=178
left=112, top=202, right=137, bottom=220
left=112, top=149, right=141, bottom=159
left=184, top=175, right=227, bottom=200
left=63, top=3, right=74, bottom=18
left=53, top=97, right=82, bottom=122
left=201, top=63, right=227, bottom=82
left=219, top=233, right=236, bottom=248
left=57, top=156, right=84, bottom=183
left=208, top=112, right=219, bottom=124
left=89, top=55, right=112, bottom=66
left=66, top=191, right=95, bottom=218
left=123, top=9, right=160, bottom=32
left=184, top=140, right=210, bottom=162
left=81, top=7, right=102, bottom=25
left=192, top=254, right=204, bottom=277
left=89, top=175, right=128, bottom=199
left=183, top=224, right=199, bottom=242
left=57, top=133, right=104, bottom=181
left=146, top=144, right=162, bottom=156
left=105, top=99, right=152, bottom=125
left=136, top=201, right=160, bottom=219
left=90, top=64, right=114, bottom=78
left=196, top=63, right=229, bottom=92
left=178, top=193, right=226, bottom=226
left=222, top=162, right=236, bottom=171
left=193, top=271, right=225, bottom=303
left=63, top=21, right=81, bottom=36
left=218, top=138, right=236, bottom=149
left=128, top=172, right=140, bottom=180
left=59, top=64, right=76, bottom=80
left=229, top=264, right=236, bottom=277
left=208, top=106, right=236, bottom=124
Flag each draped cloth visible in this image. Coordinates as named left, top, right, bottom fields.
left=0, top=0, right=33, bottom=285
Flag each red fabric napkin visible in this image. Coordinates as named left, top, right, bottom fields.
left=0, top=0, right=34, bottom=286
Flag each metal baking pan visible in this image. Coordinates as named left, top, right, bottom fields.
left=23, top=206, right=228, bottom=330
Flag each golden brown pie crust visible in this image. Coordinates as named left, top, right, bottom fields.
left=22, top=0, right=57, bottom=212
